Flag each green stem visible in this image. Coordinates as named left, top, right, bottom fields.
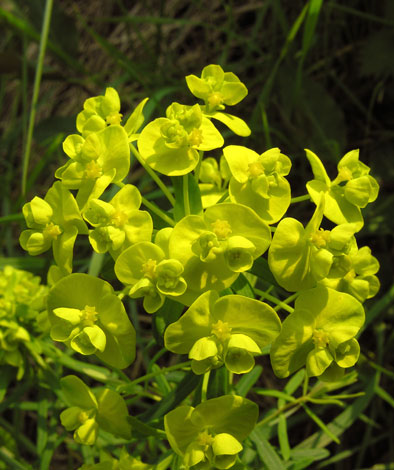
left=228, top=371, right=234, bottom=387
left=130, top=144, right=175, bottom=206
left=125, top=360, right=192, bottom=388
left=194, top=150, right=204, bottom=182
left=257, top=399, right=303, bottom=428
left=141, top=197, right=175, bottom=227
left=302, top=373, right=310, bottom=396
left=254, top=288, right=294, bottom=313
left=22, top=0, right=54, bottom=196
left=88, top=252, right=105, bottom=277
left=183, top=174, right=190, bottom=216
left=257, top=382, right=323, bottom=428
left=290, top=194, right=311, bottom=204
left=273, top=292, right=299, bottom=312
left=201, top=370, right=211, bottom=402
left=0, top=213, right=24, bottom=223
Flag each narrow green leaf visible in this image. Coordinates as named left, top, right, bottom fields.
left=36, top=395, right=48, bottom=454
left=42, top=345, right=114, bottom=383
left=302, top=403, right=340, bottom=444
left=375, top=385, right=394, bottom=408
left=291, top=447, right=329, bottom=461
left=307, top=397, right=344, bottom=407
left=302, top=0, right=323, bottom=54
left=249, top=256, right=278, bottom=286
left=278, top=414, right=291, bottom=460
left=151, top=363, right=172, bottom=395
left=361, top=283, right=394, bottom=332
left=139, top=371, right=201, bottom=422
left=230, top=273, right=255, bottom=298
left=207, top=366, right=228, bottom=399
left=255, top=389, right=296, bottom=402
left=284, top=368, right=305, bottom=395
left=155, top=453, right=174, bottom=470
left=171, top=174, right=203, bottom=221
left=235, top=365, right=263, bottom=397
left=296, top=374, right=377, bottom=449
left=127, top=415, right=165, bottom=438
left=250, top=427, right=287, bottom=470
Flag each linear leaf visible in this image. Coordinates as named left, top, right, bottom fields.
left=139, top=371, right=201, bottom=422
left=302, top=404, right=340, bottom=444
left=296, top=374, right=377, bottom=449
left=278, top=414, right=291, bottom=460
left=255, top=388, right=296, bottom=402
left=231, top=273, right=255, bottom=298
left=235, top=366, right=263, bottom=397
left=250, top=427, right=287, bottom=470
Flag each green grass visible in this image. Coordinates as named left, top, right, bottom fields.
left=0, top=0, right=393, bottom=469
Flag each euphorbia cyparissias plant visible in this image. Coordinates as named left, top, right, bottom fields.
left=18, top=63, right=380, bottom=468
left=20, top=181, right=88, bottom=273
left=305, top=149, right=379, bottom=230
left=165, top=290, right=281, bottom=374
left=60, top=375, right=131, bottom=445
left=47, top=273, right=136, bottom=369
left=268, top=193, right=359, bottom=292
left=164, top=395, right=258, bottom=469
left=270, top=286, right=365, bottom=381
left=167, top=202, right=271, bottom=304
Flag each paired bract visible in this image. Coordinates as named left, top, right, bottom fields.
left=47, top=273, right=136, bottom=369
left=270, top=286, right=365, bottom=380
left=60, top=375, right=131, bottom=445
left=164, top=395, right=258, bottom=469
left=165, top=290, right=281, bottom=375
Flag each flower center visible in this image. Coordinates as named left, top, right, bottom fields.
left=211, top=219, right=232, bottom=240
left=248, top=161, right=265, bottom=178
left=312, top=329, right=329, bottom=349
left=111, top=210, right=128, bottom=227
left=344, top=268, right=356, bottom=283
left=188, top=128, right=203, bottom=147
left=211, top=319, right=232, bottom=341
left=141, top=259, right=157, bottom=279
left=81, top=305, right=98, bottom=326
left=78, top=410, right=89, bottom=423
left=42, top=222, right=62, bottom=240
left=161, top=121, right=188, bottom=147
left=207, top=92, right=223, bottom=108
left=310, top=229, right=330, bottom=249
left=335, top=167, right=353, bottom=184
left=84, top=160, right=103, bottom=179
left=106, top=112, right=122, bottom=126
left=197, top=430, right=215, bottom=450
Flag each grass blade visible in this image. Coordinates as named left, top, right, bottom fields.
left=21, top=0, right=53, bottom=196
